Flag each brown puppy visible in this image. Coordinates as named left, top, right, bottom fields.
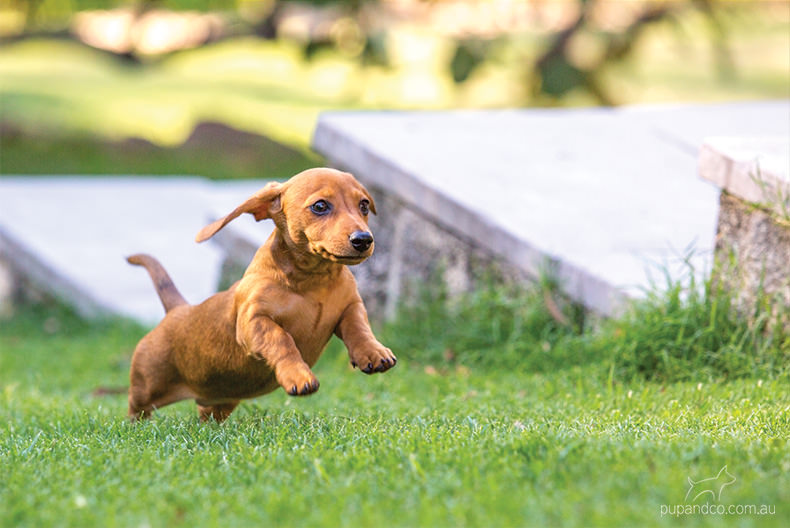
left=127, top=168, right=396, bottom=422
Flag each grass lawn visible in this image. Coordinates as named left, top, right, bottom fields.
left=1, top=287, right=788, bottom=527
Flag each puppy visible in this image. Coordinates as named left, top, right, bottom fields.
left=127, top=168, right=396, bottom=422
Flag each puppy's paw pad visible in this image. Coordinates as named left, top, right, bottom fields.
left=287, top=379, right=320, bottom=396
left=278, top=365, right=319, bottom=396
left=351, top=344, right=397, bottom=375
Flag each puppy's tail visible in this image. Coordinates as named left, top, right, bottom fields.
left=127, top=254, right=188, bottom=313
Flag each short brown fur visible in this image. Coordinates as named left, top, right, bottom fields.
left=127, top=168, right=396, bottom=422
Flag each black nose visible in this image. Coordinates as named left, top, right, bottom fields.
left=349, top=231, right=373, bottom=252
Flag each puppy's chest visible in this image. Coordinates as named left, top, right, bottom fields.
left=275, top=289, right=347, bottom=362
left=284, top=295, right=339, bottom=334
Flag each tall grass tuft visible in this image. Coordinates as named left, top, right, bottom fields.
left=382, top=265, right=789, bottom=382
left=379, top=274, right=582, bottom=372
left=600, top=268, right=789, bottom=382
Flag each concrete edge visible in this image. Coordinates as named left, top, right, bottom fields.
left=0, top=224, right=114, bottom=319
left=699, top=137, right=790, bottom=218
left=312, top=113, right=629, bottom=315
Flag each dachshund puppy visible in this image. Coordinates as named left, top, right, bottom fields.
left=127, top=168, right=396, bottom=422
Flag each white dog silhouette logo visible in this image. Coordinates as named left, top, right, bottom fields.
left=685, top=466, right=736, bottom=503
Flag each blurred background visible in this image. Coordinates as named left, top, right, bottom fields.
left=0, top=0, right=788, bottom=181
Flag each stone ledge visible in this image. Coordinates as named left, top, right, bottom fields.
left=0, top=177, right=269, bottom=324
left=713, top=192, right=790, bottom=327
left=699, top=137, right=790, bottom=218
left=698, top=136, right=790, bottom=327
left=0, top=226, right=110, bottom=318
left=312, top=103, right=790, bottom=316
left=313, top=116, right=624, bottom=316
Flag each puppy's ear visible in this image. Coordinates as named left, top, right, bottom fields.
left=196, top=181, right=283, bottom=243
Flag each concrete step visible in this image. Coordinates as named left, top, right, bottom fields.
left=3, top=102, right=787, bottom=324
left=312, top=100, right=790, bottom=315
left=0, top=177, right=272, bottom=324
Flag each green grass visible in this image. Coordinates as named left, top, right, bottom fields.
left=381, top=270, right=789, bottom=383
left=0, top=126, right=316, bottom=180
left=1, top=279, right=789, bottom=527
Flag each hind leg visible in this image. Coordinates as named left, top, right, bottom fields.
left=128, top=385, right=196, bottom=421
left=197, top=401, right=240, bottom=423
left=127, top=334, right=194, bottom=421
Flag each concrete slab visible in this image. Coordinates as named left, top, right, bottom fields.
left=312, top=100, right=790, bottom=315
left=0, top=177, right=271, bottom=325
left=697, top=136, right=790, bottom=328
left=699, top=136, right=790, bottom=216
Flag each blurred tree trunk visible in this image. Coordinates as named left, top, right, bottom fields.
left=531, top=0, right=733, bottom=106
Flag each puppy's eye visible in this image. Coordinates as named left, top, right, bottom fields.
left=310, top=200, right=331, bottom=215
left=359, top=200, right=370, bottom=216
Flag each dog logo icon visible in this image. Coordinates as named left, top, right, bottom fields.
left=685, top=465, right=736, bottom=503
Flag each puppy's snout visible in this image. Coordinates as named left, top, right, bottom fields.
left=349, top=231, right=373, bottom=252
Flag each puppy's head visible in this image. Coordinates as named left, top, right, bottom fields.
left=196, top=168, right=377, bottom=265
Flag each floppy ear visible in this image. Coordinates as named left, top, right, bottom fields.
left=196, top=181, right=283, bottom=243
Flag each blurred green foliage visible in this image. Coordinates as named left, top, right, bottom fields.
left=0, top=123, right=316, bottom=180
left=8, top=0, right=363, bottom=28
left=0, top=0, right=787, bottom=176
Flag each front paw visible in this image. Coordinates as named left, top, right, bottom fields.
left=276, top=361, right=320, bottom=396
left=350, top=342, right=397, bottom=374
